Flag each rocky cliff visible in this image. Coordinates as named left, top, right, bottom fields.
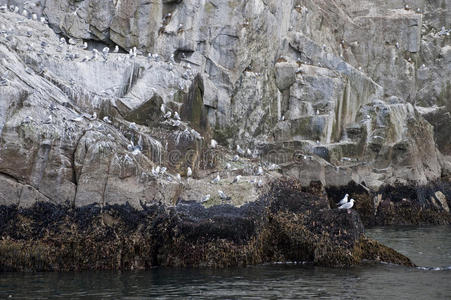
left=0, top=0, right=450, bottom=222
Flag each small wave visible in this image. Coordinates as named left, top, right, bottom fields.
left=416, top=266, right=451, bottom=271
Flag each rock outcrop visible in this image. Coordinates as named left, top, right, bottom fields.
left=0, top=179, right=414, bottom=271
left=0, top=0, right=450, bottom=222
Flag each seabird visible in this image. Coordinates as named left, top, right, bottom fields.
left=22, top=9, right=28, bottom=17
left=338, top=194, right=349, bottom=206
left=269, top=163, right=278, bottom=170
left=231, top=175, right=241, bottom=184
left=218, top=190, right=230, bottom=200
left=201, top=194, right=210, bottom=203
left=233, top=155, right=239, bottom=162
left=160, top=103, right=166, bottom=114
left=225, top=163, right=231, bottom=169
left=151, top=166, right=159, bottom=177
left=103, top=116, right=112, bottom=124
left=71, top=116, right=83, bottom=122
left=59, top=37, right=66, bottom=45
left=113, top=45, right=119, bottom=53
left=257, top=166, right=264, bottom=176
left=174, top=111, right=181, bottom=120
left=81, top=41, right=88, bottom=49
left=404, top=4, right=410, bottom=10
left=210, top=139, right=218, bottom=148
left=129, top=122, right=138, bottom=131
left=164, top=111, right=172, bottom=119
left=257, top=179, right=263, bottom=188
left=14, top=6, right=19, bottom=13
left=187, top=167, right=192, bottom=177
left=339, top=198, right=355, bottom=210
left=102, top=47, right=109, bottom=59
left=40, top=17, right=47, bottom=24
left=211, top=175, right=220, bottom=184
left=236, top=145, right=245, bottom=155
left=31, top=13, right=37, bottom=21
left=191, top=129, right=202, bottom=140
left=43, top=115, right=52, bottom=124
left=175, top=173, right=181, bottom=181
left=160, top=167, right=167, bottom=175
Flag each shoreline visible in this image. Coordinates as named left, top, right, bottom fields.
left=0, top=179, right=416, bottom=272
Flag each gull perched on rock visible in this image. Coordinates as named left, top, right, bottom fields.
left=339, top=198, right=355, bottom=210
left=236, top=145, right=245, bottom=155
left=338, top=194, right=349, bottom=206
left=210, top=139, right=218, bottom=149
left=102, top=47, right=109, bottom=60
left=218, top=190, right=230, bottom=201
left=103, top=116, right=112, bottom=124
left=113, top=45, right=119, bottom=53
left=174, top=111, right=181, bottom=120
left=257, top=166, right=264, bottom=176
left=43, top=115, right=52, bottom=124
left=164, top=111, right=172, bottom=119
left=225, top=163, right=231, bottom=169
left=211, top=174, right=220, bottom=184
left=151, top=166, right=160, bottom=177
left=231, top=175, right=241, bottom=184
left=201, top=194, right=210, bottom=203
left=187, top=167, right=192, bottom=177
left=191, top=129, right=202, bottom=140
left=129, top=122, right=138, bottom=131
left=233, top=155, right=239, bottom=162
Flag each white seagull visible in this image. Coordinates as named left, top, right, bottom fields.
left=338, top=194, right=349, bottom=206
left=187, top=167, right=192, bottom=177
left=211, top=175, right=220, bottom=184
left=218, top=190, right=230, bottom=200
left=339, top=198, right=355, bottom=210
left=231, top=175, right=241, bottom=184
left=201, top=194, right=210, bottom=203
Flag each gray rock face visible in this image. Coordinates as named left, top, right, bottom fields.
left=0, top=0, right=450, bottom=208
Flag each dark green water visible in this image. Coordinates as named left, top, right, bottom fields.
left=1, top=226, right=450, bottom=299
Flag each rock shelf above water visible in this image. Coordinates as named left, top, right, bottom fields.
left=0, top=179, right=414, bottom=271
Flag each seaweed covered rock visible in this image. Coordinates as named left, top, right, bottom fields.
left=0, top=179, right=413, bottom=271
left=327, top=181, right=451, bottom=226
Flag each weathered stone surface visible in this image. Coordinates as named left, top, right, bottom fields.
left=0, top=0, right=450, bottom=226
